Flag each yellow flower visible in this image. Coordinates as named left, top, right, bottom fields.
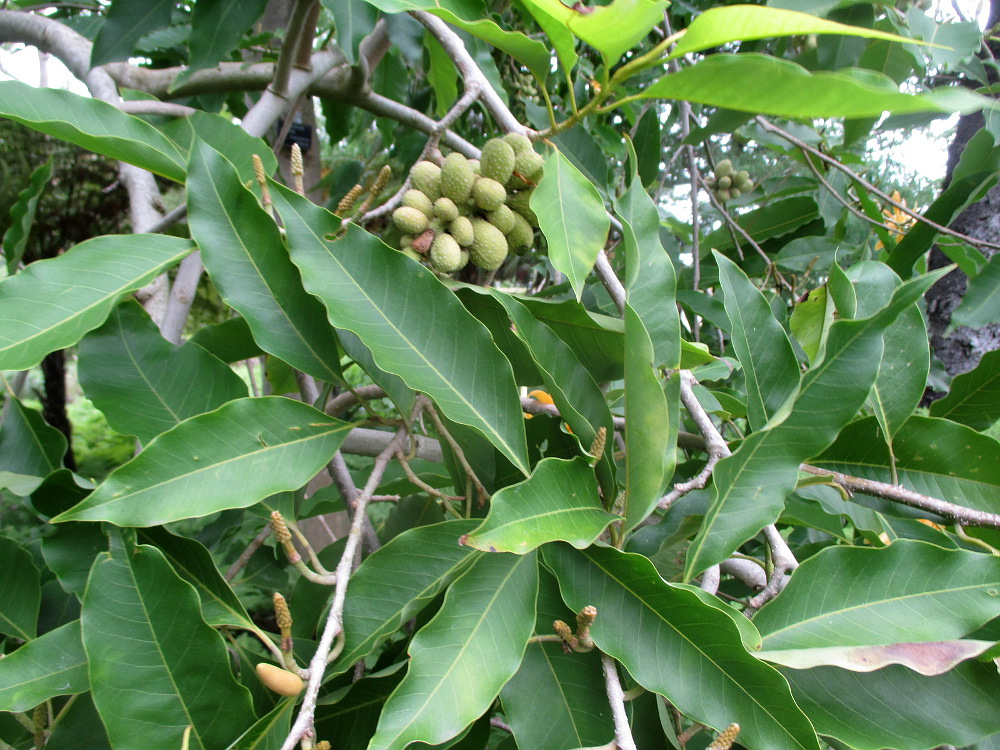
left=874, top=191, right=917, bottom=251
left=523, top=389, right=572, bottom=433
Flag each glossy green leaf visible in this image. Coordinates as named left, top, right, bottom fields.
left=0, top=398, right=66, bottom=490
left=641, top=54, right=988, bottom=118
left=184, top=0, right=269, bottom=78
left=45, top=693, right=110, bottom=750
left=187, top=140, right=345, bottom=384
left=685, top=271, right=945, bottom=578
left=500, top=570, right=612, bottom=750
left=82, top=542, right=255, bottom=750
left=812, top=416, right=1000, bottom=513
left=316, top=673, right=405, bottom=749
left=702, top=197, right=820, bottom=254
left=0, top=535, right=41, bottom=640
left=225, top=699, right=296, bottom=750
left=367, top=552, right=538, bottom=750
left=869, top=306, right=928, bottom=441
left=532, top=149, right=610, bottom=302
left=667, top=5, right=932, bottom=60
left=518, top=0, right=578, bottom=76
left=52, top=397, right=352, bottom=526
left=0, top=233, right=193, bottom=371
left=91, top=0, right=174, bottom=66
left=323, top=0, right=378, bottom=64
left=333, top=521, right=480, bottom=676
left=715, top=252, right=800, bottom=431
left=951, top=253, right=1000, bottom=332
left=545, top=544, right=820, bottom=750
left=2, top=158, right=50, bottom=273
left=930, top=348, right=1000, bottom=430
left=753, top=541, right=1000, bottom=650
left=462, top=458, right=617, bottom=553
left=0, top=81, right=186, bottom=180
left=79, top=299, right=248, bottom=443
left=41, top=523, right=108, bottom=595
left=160, top=111, right=278, bottom=184
left=0, top=620, right=88, bottom=711
left=758, top=639, right=994, bottom=675
left=784, top=662, right=1000, bottom=750
left=270, top=185, right=529, bottom=475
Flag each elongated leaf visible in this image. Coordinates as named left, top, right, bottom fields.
left=367, top=552, right=538, bottom=750
left=462, top=458, right=617, bottom=553
left=52, top=397, right=352, bottom=526
left=187, top=140, right=345, bottom=384
left=0, top=81, right=187, bottom=181
left=641, top=54, right=988, bottom=118
left=270, top=185, right=529, bottom=474
left=702, top=197, right=819, bottom=253
left=45, top=693, right=110, bottom=750
left=160, top=111, right=278, bottom=184
left=518, top=0, right=578, bottom=75
left=315, top=673, right=406, bottom=750
left=2, top=158, right=50, bottom=273
left=0, top=536, right=41, bottom=641
left=41, top=523, right=108, bottom=595
left=82, top=542, right=255, bottom=750
left=184, top=0, right=269, bottom=77
left=0, top=233, right=193, bottom=371
left=79, top=300, right=247, bottom=443
left=323, top=0, right=378, bottom=64
left=758, top=639, right=994, bottom=675
left=544, top=544, right=820, bottom=750
left=685, top=271, right=946, bottom=578
left=931, top=348, right=1000, bottom=430
left=0, top=397, right=66, bottom=488
left=91, top=0, right=174, bottom=66
left=500, top=570, right=612, bottom=750
left=532, top=149, right=610, bottom=301
left=951, top=253, right=1000, bottom=331
left=869, top=306, right=928, bottom=441
left=715, top=252, right=800, bottom=431
left=812, top=416, right=1000, bottom=513
left=784, top=662, right=1000, bottom=750
left=668, top=5, right=931, bottom=60
left=790, top=284, right=834, bottom=364
left=0, top=620, right=88, bottom=711
left=225, top=699, right=296, bottom=750
left=753, top=541, right=1000, bottom=650
left=333, top=521, right=480, bottom=675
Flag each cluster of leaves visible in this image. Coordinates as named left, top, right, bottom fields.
left=0, top=2, right=999, bottom=750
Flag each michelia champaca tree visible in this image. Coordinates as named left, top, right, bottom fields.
left=0, top=2, right=999, bottom=749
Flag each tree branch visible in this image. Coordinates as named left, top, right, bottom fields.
left=602, top=654, right=638, bottom=750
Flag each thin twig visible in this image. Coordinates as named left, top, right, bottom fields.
left=744, top=525, right=798, bottom=614
left=419, top=395, right=491, bottom=502
left=224, top=526, right=271, bottom=582
left=602, top=654, right=638, bottom=750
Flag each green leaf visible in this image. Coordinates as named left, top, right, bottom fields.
left=2, top=158, right=50, bottom=273
left=367, top=552, right=538, bottom=750
left=715, top=252, right=800, bottom=431
left=0, top=535, right=41, bottom=640
left=0, top=398, right=66, bottom=489
left=82, top=542, right=255, bottom=750
left=640, top=54, right=988, bottom=118
left=951, top=253, right=1000, bottom=332
left=270, top=185, right=529, bottom=475
left=500, top=570, right=613, bottom=750
left=0, top=233, right=194, bottom=371
left=225, top=699, right=296, bottom=750
left=52, top=397, right=353, bottom=526
left=685, top=271, right=945, bottom=578
left=41, top=524, right=108, bottom=596
left=518, top=0, right=578, bottom=77
left=784, top=662, right=1000, bottom=750
left=462, top=457, right=617, bottom=553
left=0, top=81, right=187, bottom=181
left=426, top=33, right=459, bottom=116
left=704, top=197, right=820, bottom=255
left=544, top=544, right=820, bottom=750
left=78, top=299, right=248, bottom=443
left=931, top=348, right=1000, bottom=430
left=812, top=416, right=1000, bottom=513
left=186, top=140, right=345, bottom=384
left=668, top=5, right=933, bottom=61
left=753, top=541, right=1000, bottom=650
left=315, top=673, right=405, bottom=749
left=333, top=520, right=480, bottom=675
left=90, top=0, right=174, bottom=66
left=184, top=0, right=269, bottom=78
left=758, top=639, right=994, bottom=675
left=323, top=0, right=378, bottom=64
left=160, top=111, right=278, bottom=184
left=532, top=149, right=610, bottom=302
left=45, top=693, right=110, bottom=750
left=0, top=620, right=88, bottom=712
left=789, top=285, right=834, bottom=364
left=870, top=306, right=928, bottom=441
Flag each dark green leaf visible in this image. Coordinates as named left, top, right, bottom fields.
left=0, top=398, right=66, bottom=491
left=45, top=692, right=110, bottom=750
left=184, top=0, right=269, bottom=77
left=160, top=111, right=278, bottom=184
left=930, top=348, right=1000, bottom=430
left=91, top=0, right=174, bottom=66
left=315, top=673, right=404, bottom=750
left=951, top=253, right=1000, bottom=332
left=41, top=523, right=108, bottom=595
left=2, top=158, right=50, bottom=273
left=0, top=535, right=41, bottom=640
left=225, top=698, right=296, bottom=750
left=324, top=0, right=378, bottom=64
left=0, top=620, right=88, bottom=711
left=702, top=197, right=820, bottom=253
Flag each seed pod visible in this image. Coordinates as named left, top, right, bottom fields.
left=513, top=150, right=544, bottom=183
left=450, top=215, right=475, bottom=246
left=502, top=132, right=533, bottom=154
left=730, top=187, right=742, bottom=198
left=440, top=152, right=476, bottom=204
left=736, top=178, right=754, bottom=193
left=506, top=189, right=537, bottom=225
left=717, top=175, right=732, bottom=190
left=430, top=232, right=464, bottom=273
left=410, top=160, right=442, bottom=200
left=470, top=218, right=509, bottom=270
left=506, top=211, right=534, bottom=252
left=256, top=663, right=304, bottom=696
left=472, top=177, right=506, bottom=211
left=715, top=159, right=734, bottom=178
left=433, top=197, right=460, bottom=222
left=469, top=159, right=481, bottom=175
left=487, top=204, right=516, bottom=234
left=402, top=189, right=434, bottom=217
left=480, top=138, right=516, bottom=185
left=392, top=206, right=429, bottom=234
left=716, top=188, right=731, bottom=202
left=736, top=170, right=750, bottom=183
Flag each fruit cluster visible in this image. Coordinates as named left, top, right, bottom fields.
left=704, top=159, right=753, bottom=203
left=392, top=133, right=542, bottom=273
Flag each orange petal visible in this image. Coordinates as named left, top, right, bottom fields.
left=528, top=389, right=555, bottom=405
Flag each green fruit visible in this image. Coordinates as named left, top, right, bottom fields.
left=410, top=160, right=442, bottom=200
left=480, top=138, right=516, bottom=184
left=402, top=247, right=423, bottom=262
left=507, top=212, right=534, bottom=252
left=715, top=159, right=733, bottom=178
left=472, top=177, right=506, bottom=211
left=736, top=170, right=750, bottom=183
left=440, top=153, right=476, bottom=203
left=469, top=159, right=481, bottom=175
left=470, top=218, right=509, bottom=270
left=716, top=188, right=731, bottom=202
left=502, top=133, right=533, bottom=154
left=737, top=179, right=754, bottom=193
left=400, top=234, right=414, bottom=249
left=450, top=215, right=474, bottom=246
left=392, top=206, right=429, bottom=234
left=434, top=197, right=459, bottom=222
left=513, top=150, right=544, bottom=183
left=402, top=189, right=434, bottom=217
left=506, top=189, right=537, bottom=225
left=458, top=249, right=470, bottom=268
left=730, top=188, right=742, bottom=198
left=487, top=204, right=516, bottom=234
left=430, top=232, right=464, bottom=273
left=718, top=175, right=732, bottom=190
